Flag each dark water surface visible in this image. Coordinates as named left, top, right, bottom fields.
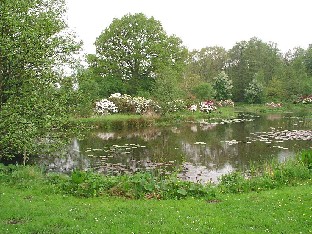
left=32, top=113, right=312, bottom=183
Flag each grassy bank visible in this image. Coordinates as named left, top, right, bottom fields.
left=235, top=103, right=312, bottom=115
left=0, top=151, right=311, bottom=233
left=72, top=106, right=237, bottom=130
left=0, top=180, right=311, bottom=233
left=71, top=103, right=311, bottom=131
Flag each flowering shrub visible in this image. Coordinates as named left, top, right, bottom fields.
left=132, top=96, right=160, bottom=114
left=213, top=71, right=233, bottom=100
left=95, top=93, right=161, bottom=115
left=95, top=99, right=118, bottom=115
left=266, top=102, right=282, bottom=108
left=301, top=95, right=312, bottom=104
left=189, top=104, right=197, bottom=112
left=200, top=100, right=217, bottom=113
left=167, top=99, right=187, bottom=112
left=108, top=93, right=135, bottom=113
left=244, top=78, right=264, bottom=104
left=216, top=99, right=235, bottom=107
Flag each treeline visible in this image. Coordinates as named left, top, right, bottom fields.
left=75, top=13, right=312, bottom=115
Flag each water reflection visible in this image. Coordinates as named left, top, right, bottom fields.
left=32, top=113, right=312, bottom=183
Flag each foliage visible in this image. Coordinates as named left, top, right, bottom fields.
left=0, top=0, right=81, bottom=160
left=283, top=47, right=312, bottom=98
left=152, top=68, right=183, bottom=114
left=244, top=77, right=264, bottom=104
left=191, top=82, right=215, bottom=101
left=108, top=93, right=160, bottom=115
left=212, top=71, right=233, bottom=100
left=300, top=149, right=312, bottom=169
left=89, top=13, right=187, bottom=96
left=94, top=99, right=118, bottom=115
left=186, top=46, right=228, bottom=82
left=0, top=165, right=216, bottom=200
left=219, top=152, right=311, bottom=194
left=227, top=37, right=283, bottom=102
left=300, top=95, right=312, bottom=104
left=199, top=100, right=217, bottom=113
left=215, top=99, right=235, bottom=107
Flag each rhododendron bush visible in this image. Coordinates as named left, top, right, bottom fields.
left=95, top=93, right=160, bottom=115
left=94, top=94, right=233, bottom=115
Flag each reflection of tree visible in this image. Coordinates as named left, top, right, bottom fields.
left=181, top=141, right=237, bottom=170
left=178, top=163, right=234, bottom=184
left=33, top=139, right=90, bottom=172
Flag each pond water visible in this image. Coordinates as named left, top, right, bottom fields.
left=32, top=113, right=312, bottom=183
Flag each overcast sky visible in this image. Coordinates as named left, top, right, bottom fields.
left=65, top=0, right=312, bottom=55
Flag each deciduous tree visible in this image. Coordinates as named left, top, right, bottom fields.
left=0, top=0, right=80, bottom=159
left=89, top=13, right=187, bottom=96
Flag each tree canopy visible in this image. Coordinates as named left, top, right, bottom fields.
left=0, top=0, right=80, bottom=159
left=88, top=13, right=187, bottom=96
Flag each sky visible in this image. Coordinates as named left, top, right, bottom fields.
left=65, top=0, right=312, bottom=55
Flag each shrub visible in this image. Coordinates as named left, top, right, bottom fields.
left=300, top=149, right=312, bottom=169
left=94, top=99, right=118, bottom=115
left=213, top=71, right=233, bottom=101
left=244, top=78, right=264, bottom=104
left=199, top=100, right=217, bottom=113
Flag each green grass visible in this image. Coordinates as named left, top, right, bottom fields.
left=235, top=102, right=312, bottom=115
left=0, top=183, right=311, bottom=233
left=0, top=152, right=311, bottom=233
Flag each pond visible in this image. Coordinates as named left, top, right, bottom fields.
left=32, top=113, right=312, bottom=183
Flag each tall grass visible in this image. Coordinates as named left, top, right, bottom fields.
left=219, top=152, right=312, bottom=194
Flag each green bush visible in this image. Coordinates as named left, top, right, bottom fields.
left=300, top=149, right=312, bottom=169
left=219, top=156, right=311, bottom=194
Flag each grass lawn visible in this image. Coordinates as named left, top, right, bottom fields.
left=0, top=183, right=311, bottom=234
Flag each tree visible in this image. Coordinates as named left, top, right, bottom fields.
left=213, top=71, right=233, bottom=100
left=191, top=82, right=215, bottom=101
left=244, top=75, right=264, bottom=104
left=283, top=47, right=312, bottom=99
left=226, top=37, right=283, bottom=101
left=186, top=46, right=228, bottom=83
left=89, top=13, right=187, bottom=96
left=0, top=0, right=80, bottom=160
left=304, top=44, right=312, bottom=77
left=152, top=68, right=182, bottom=113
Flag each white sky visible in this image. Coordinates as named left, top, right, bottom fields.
left=65, top=0, right=312, bottom=55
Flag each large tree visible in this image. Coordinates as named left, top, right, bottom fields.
left=88, top=13, right=187, bottom=96
left=0, top=0, right=80, bottom=160
left=186, top=46, right=228, bottom=83
left=282, top=47, right=312, bottom=99
left=226, top=37, right=283, bottom=101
